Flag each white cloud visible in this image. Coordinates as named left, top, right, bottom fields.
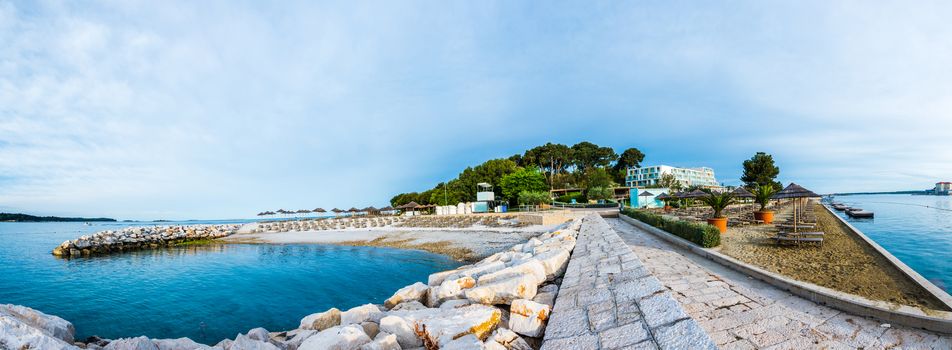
left=1, top=1, right=950, bottom=218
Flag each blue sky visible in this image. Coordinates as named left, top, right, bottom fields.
left=2, top=1, right=951, bottom=220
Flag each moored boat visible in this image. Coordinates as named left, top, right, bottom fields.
left=832, top=204, right=848, bottom=211
left=846, top=208, right=874, bottom=218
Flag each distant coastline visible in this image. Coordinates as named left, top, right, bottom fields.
left=0, top=213, right=116, bottom=222
left=831, top=190, right=927, bottom=196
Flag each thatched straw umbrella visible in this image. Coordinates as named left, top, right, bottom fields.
left=655, top=193, right=672, bottom=208
left=380, top=206, right=394, bottom=215
left=347, top=207, right=359, bottom=217
left=731, top=187, right=755, bottom=217
left=770, top=183, right=820, bottom=232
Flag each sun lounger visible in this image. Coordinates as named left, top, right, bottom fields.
left=772, top=235, right=823, bottom=245
left=775, top=223, right=816, bottom=229
left=779, top=231, right=824, bottom=236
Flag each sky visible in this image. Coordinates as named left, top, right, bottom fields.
left=2, top=1, right=951, bottom=220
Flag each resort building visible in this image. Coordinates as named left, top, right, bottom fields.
left=936, top=182, right=952, bottom=195
left=626, top=165, right=721, bottom=189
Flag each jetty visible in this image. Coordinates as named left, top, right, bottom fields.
left=51, top=224, right=239, bottom=258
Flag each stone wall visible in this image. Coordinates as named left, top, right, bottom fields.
left=541, top=214, right=716, bottom=350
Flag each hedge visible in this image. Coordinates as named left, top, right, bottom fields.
left=622, top=208, right=721, bottom=248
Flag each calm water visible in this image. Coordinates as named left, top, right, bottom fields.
left=828, top=194, right=952, bottom=293
left=0, top=221, right=461, bottom=344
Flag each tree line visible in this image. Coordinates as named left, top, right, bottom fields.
left=390, top=142, right=646, bottom=207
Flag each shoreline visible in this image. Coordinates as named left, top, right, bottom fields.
left=224, top=226, right=559, bottom=262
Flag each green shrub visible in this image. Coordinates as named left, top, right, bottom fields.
left=556, top=192, right=586, bottom=203
left=621, top=208, right=720, bottom=248
left=518, top=190, right=551, bottom=205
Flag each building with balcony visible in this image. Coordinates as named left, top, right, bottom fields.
left=626, top=165, right=721, bottom=189
left=936, top=182, right=951, bottom=195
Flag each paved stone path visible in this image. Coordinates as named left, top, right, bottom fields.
left=542, top=215, right=716, bottom=349
left=608, top=218, right=952, bottom=350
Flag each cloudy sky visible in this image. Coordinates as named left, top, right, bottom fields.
left=2, top=1, right=951, bottom=220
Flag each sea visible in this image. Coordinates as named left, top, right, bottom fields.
left=828, top=194, right=952, bottom=294
left=0, top=219, right=461, bottom=344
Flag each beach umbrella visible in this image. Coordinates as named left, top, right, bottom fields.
left=731, top=187, right=756, bottom=216
left=682, top=189, right=709, bottom=198
left=655, top=193, right=672, bottom=207
left=731, top=187, right=754, bottom=199
left=638, top=191, right=654, bottom=208
left=771, top=183, right=821, bottom=232
left=313, top=208, right=326, bottom=213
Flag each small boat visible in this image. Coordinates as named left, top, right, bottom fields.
left=832, top=204, right=848, bottom=211
left=846, top=208, right=874, bottom=218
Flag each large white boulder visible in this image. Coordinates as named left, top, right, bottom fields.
left=426, top=276, right=475, bottom=307
left=298, top=324, right=371, bottom=350
left=384, top=282, right=429, bottom=309
left=465, top=276, right=538, bottom=305
left=152, top=337, right=213, bottom=350
left=441, top=262, right=506, bottom=285
left=0, top=304, right=76, bottom=344
left=340, top=304, right=384, bottom=325
left=441, top=334, right=484, bottom=350
left=489, top=328, right=532, bottom=350
left=358, top=332, right=401, bottom=350
left=230, top=334, right=282, bottom=350
left=300, top=308, right=341, bottom=331
left=0, top=311, right=80, bottom=350
left=378, top=316, right=421, bottom=349
left=532, top=249, right=571, bottom=281
left=508, top=299, right=550, bottom=337
left=476, top=259, right=546, bottom=286
left=415, top=305, right=501, bottom=348
left=104, top=336, right=159, bottom=350
left=390, top=301, right=427, bottom=311
left=283, top=329, right=317, bottom=350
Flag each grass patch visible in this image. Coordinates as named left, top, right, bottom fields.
left=174, top=239, right=220, bottom=247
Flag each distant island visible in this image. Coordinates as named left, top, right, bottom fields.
left=0, top=213, right=116, bottom=222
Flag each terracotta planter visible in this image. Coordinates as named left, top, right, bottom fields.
left=707, top=217, right=728, bottom=233
left=663, top=205, right=672, bottom=212
left=754, top=210, right=774, bottom=224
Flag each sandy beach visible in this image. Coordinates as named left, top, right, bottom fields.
left=225, top=223, right=561, bottom=261
left=716, top=203, right=949, bottom=311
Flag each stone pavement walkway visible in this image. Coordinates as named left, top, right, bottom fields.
left=607, top=218, right=952, bottom=350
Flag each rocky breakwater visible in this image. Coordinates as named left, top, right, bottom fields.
left=246, top=219, right=579, bottom=350
left=51, top=224, right=240, bottom=258
left=9, top=220, right=580, bottom=349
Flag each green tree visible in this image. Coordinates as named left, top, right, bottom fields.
left=518, top=190, right=551, bottom=206
left=582, top=167, right=614, bottom=190
left=570, top=141, right=618, bottom=172
left=658, top=173, right=682, bottom=193
left=587, top=186, right=614, bottom=201
left=741, top=152, right=782, bottom=190
left=522, top=143, right=573, bottom=187
left=499, top=167, right=549, bottom=205
left=454, top=158, right=520, bottom=201
left=612, top=147, right=645, bottom=184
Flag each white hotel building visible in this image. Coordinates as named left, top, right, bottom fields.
left=626, top=165, right=721, bottom=189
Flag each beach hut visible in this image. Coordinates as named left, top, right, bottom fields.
left=770, top=183, right=821, bottom=232
left=397, top=202, right=421, bottom=216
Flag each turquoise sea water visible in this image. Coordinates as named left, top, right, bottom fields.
left=828, top=194, right=952, bottom=294
left=0, top=221, right=461, bottom=344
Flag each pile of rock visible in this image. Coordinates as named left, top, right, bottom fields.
left=18, top=218, right=580, bottom=350
left=270, top=219, right=580, bottom=349
left=52, top=224, right=240, bottom=258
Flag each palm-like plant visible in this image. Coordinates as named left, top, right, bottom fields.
left=752, top=185, right=776, bottom=211
left=699, top=192, right=736, bottom=218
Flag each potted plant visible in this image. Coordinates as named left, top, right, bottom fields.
left=699, top=191, right=736, bottom=233
left=752, top=185, right=776, bottom=224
